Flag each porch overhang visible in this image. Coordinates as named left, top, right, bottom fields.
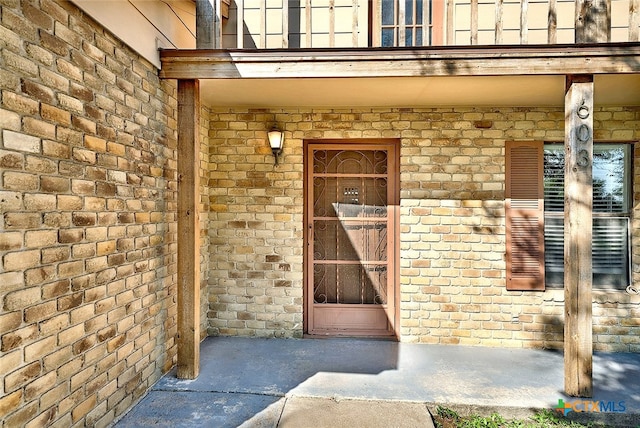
left=160, top=43, right=640, bottom=108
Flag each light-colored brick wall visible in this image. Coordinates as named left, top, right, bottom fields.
left=207, top=107, right=640, bottom=352
left=200, top=104, right=211, bottom=339
left=0, top=1, right=181, bottom=426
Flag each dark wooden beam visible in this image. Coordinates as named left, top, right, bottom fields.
left=196, top=0, right=215, bottom=49
left=177, top=79, right=201, bottom=379
left=159, top=43, right=640, bottom=79
left=564, top=74, right=593, bottom=398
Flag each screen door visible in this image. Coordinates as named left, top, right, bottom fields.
left=305, top=140, right=398, bottom=336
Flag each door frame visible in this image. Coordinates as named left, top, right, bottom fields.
left=303, top=139, right=401, bottom=338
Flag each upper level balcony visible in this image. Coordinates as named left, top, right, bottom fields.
left=219, top=0, right=639, bottom=49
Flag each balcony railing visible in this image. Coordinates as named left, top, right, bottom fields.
left=219, top=0, right=640, bottom=49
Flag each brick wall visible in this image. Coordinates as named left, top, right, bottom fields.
left=0, top=1, right=180, bottom=426
left=207, top=107, right=640, bottom=352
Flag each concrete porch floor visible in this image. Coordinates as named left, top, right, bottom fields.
left=113, top=337, right=640, bottom=427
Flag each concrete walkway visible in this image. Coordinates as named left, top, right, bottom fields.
left=113, top=337, right=640, bottom=427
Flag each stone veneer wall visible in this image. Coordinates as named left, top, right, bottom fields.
left=207, top=107, right=640, bottom=352
left=0, top=0, right=189, bottom=426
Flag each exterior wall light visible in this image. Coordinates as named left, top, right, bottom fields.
left=268, top=127, right=284, bottom=165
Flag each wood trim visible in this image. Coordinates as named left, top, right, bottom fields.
left=236, top=0, right=244, bottom=49
left=422, top=0, right=429, bottom=46
left=495, top=0, right=504, bottom=44
left=446, top=0, right=454, bottom=44
left=505, top=141, right=545, bottom=291
left=306, top=0, right=312, bottom=48
left=564, top=75, right=594, bottom=397
left=548, top=0, right=557, bottom=44
left=159, top=43, right=640, bottom=79
left=353, top=0, right=359, bottom=47
left=398, top=0, right=406, bottom=46
left=259, top=0, right=265, bottom=49
left=470, top=0, right=478, bottom=45
left=520, top=0, right=528, bottom=44
left=630, top=0, right=639, bottom=42
left=176, top=80, right=201, bottom=379
left=329, top=0, right=336, bottom=48
left=282, top=0, right=288, bottom=49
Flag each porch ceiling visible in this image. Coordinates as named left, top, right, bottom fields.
left=199, top=74, right=640, bottom=108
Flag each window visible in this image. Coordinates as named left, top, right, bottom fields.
left=377, top=0, right=443, bottom=47
left=505, top=141, right=633, bottom=291
left=544, top=144, right=632, bottom=289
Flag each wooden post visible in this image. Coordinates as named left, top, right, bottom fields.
left=548, top=0, right=557, bottom=44
left=576, top=0, right=611, bottom=43
left=196, top=0, right=215, bottom=49
left=564, top=75, right=593, bottom=397
left=630, top=0, right=640, bottom=42
left=470, top=0, right=478, bottom=45
left=520, top=0, right=529, bottom=44
left=446, top=0, right=454, bottom=45
left=495, top=0, right=504, bottom=44
left=177, top=80, right=201, bottom=379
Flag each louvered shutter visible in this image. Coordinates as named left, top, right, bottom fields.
left=505, top=141, right=545, bottom=291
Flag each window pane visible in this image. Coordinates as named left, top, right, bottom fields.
left=544, top=146, right=564, bottom=212
left=405, top=29, right=413, bottom=46
left=593, top=145, right=629, bottom=212
left=405, top=0, right=414, bottom=25
left=382, top=0, right=395, bottom=25
left=382, top=28, right=395, bottom=46
left=416, top=0, right=423, bottom=25
left=545, top=216, right=630, bottom=288
left=543, top=143, right=632, bottom=289
left=544, top=144, right=630, bottom=213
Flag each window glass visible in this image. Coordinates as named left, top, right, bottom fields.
left=544, top=144, right=630, bottom=213
left=382, top=0, right=394, bottom=25
left=543, top=143, right=632, bottom=289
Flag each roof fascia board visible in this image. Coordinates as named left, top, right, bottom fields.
left=159, top=43, right=640, bottom=79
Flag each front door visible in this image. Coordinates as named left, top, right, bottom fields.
left=305, top=140, right=399, bottom=337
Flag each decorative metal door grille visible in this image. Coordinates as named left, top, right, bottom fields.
left=305, top=141, right=398, bottom=336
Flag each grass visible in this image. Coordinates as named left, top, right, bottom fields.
left=432, top=406, right=606, bottom=428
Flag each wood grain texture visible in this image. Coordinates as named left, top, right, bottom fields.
left=159, top=44, right=640, bottom=79
left=564, top=75, right=593, bottom=398
left=177, top=80, right=201, bottom=379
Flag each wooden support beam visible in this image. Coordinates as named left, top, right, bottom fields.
left=520, top=0, right=529, bottom=44
left=564, top=74, right=593, bottom=398
left=177, top=80, right=201, bottom=379
left=446, top=0, right=454, bottom=45
left=576, top=0, right=611, bottom=43
left=470, top=0, right=478, bottom=45
left=159, top=44, right=640, bottom=79
left=630, top=0, right=640, bottom=42
left=196, top=0, right=215, bottom=49
left=495, top=0, right=504, bottom=44
left=548, top=0, right=557, bottom=44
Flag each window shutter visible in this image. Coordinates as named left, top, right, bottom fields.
left=505, top=141, right=545, bottom=291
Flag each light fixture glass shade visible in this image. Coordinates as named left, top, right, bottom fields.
left=268, top=129, right=283, bottom=150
